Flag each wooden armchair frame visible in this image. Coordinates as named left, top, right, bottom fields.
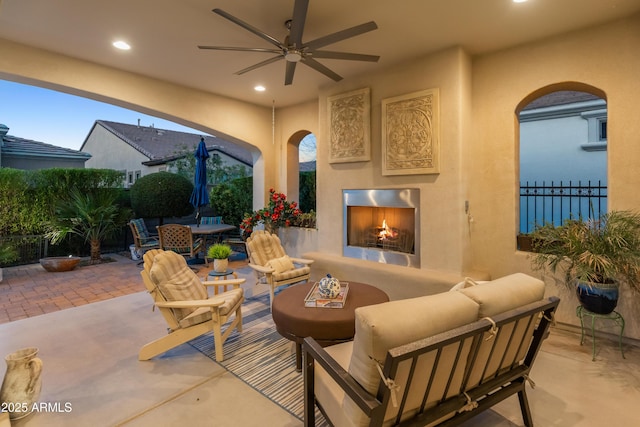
left=139, top=249, right=245, bottom=362
left=245, top=230, right=314, bottom=308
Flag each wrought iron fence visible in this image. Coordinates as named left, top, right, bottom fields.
left=0, top=235, right=49, bottom=267
left=519, top=180, right=607, bottom=233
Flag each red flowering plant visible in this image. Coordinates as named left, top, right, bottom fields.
left=240, top=188, right=302, bottom=236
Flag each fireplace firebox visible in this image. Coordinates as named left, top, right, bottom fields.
left=343, top=189, right=420, bottom=268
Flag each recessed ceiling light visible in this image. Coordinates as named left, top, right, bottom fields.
left=513, top=0, right=528, bottom=3
left=113, top=40, right=131, bottom=50
left=254, top=85, right=266, bottom=92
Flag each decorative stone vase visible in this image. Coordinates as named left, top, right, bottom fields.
left=318, top=274, right=341, bottom=299
left=0, top=347, right=43, bottom=420
left=576, top=281, right=619, bottom=314
left=39, top=256, right=81, bottom=272
left=213, top=258, right=229, bottom=273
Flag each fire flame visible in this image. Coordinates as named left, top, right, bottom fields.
left=378, top=219, right=398, bottom=240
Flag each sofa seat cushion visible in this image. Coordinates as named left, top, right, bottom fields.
left=345, top=291, right=480, bottom=426
left=458, top=272, right=545, bottom=317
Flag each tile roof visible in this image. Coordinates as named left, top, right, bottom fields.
left=1, top=134, right=91, bottom=160
left=523, top=91, right=601, bottom=110
left=93, top=120, right=252, bottom=166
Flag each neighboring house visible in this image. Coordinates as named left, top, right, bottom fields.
left=80, top=120, right=253, bottom=187
left=519, top=91, right=608, bottom=232
left=0, top=124, right=91, bottom=170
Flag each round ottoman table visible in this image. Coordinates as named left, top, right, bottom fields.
left=271, top=281, right=389, bottom=371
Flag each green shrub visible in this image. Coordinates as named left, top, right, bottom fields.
left=210, top=177, right=253, bottom=227
left=130, top=172, right=194, bottom=223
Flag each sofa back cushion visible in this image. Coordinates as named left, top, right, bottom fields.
left=458, top=272, right=545, bottom=317
left=345, top=291, right=480, bottom=426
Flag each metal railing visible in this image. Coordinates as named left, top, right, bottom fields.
left=519, top=180, right=607, bottom=233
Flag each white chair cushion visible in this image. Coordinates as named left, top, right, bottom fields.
left=267, top=255, right=295, bottom=273
left=149, top=251, right=207, bottom=322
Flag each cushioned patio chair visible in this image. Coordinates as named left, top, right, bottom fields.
left=245, top=230, right=314, bottom=309
left=139, top=249, right=245, bottom=362
left=200, top=216, right=223, bottom=225
left=157, top=224, right=206, bottom=264
left=129, top=219, right=160, bottom=263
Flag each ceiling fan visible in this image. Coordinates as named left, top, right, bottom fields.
left=198, top=0, right=380, bottom=85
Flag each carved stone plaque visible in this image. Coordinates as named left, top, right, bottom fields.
left=328, top=88, right=370, bottom=163
left=382, top=88, right=440, bottom=175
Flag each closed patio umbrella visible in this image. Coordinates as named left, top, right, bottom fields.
left=189, top=137, right=210, bottom=226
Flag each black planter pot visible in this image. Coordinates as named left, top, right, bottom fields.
left=576, top=281, right=619, bottom=314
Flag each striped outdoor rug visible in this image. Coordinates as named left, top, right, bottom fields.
left=189, top=293, right=328, bottom=425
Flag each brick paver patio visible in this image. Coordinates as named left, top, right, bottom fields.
left=0, top=254, right=249, bottom=324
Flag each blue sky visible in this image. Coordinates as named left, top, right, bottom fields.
left=0, top=79, right=209, bottom=151
left=1, top=79, right=316, bottom=161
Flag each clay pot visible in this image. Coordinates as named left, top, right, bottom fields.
left=39, top=256, right=81, bottom=272
left=213, top=258, right=229, bottom=273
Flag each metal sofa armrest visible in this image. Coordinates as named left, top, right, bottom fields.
left=302, top=337, right=383, bottom=427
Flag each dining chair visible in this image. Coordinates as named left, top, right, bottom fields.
left=157, top=224, right=206, bottom=265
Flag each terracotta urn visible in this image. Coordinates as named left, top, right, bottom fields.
left=0, top=347, right=43, bottom=420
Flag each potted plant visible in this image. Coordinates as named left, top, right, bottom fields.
left=529, top=210, right=640, bottom=314
left=208, top=243, right=233, bottom=273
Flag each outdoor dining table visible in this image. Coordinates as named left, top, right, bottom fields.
left=187, top=223, right=236, bottom=244
left=187, top=223, right=237, bottom=264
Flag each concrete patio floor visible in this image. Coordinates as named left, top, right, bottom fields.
left=1, top=254, right=639, bottom=426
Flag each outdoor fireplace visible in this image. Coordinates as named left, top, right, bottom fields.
left=343, top=189, right=420, bottom=268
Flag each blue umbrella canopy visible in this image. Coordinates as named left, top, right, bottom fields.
left=189, top=137, right=210, bottom=225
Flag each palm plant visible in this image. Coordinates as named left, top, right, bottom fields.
left=45, top=189, right=131, bottom=263
left=529, top=210, right=640, bottom=293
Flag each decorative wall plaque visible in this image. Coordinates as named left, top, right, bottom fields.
left=381, top=88, right=440, bottom=175
left=328, top=88, right=370, bottom=163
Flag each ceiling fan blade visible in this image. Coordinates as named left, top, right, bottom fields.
left=213, top=8, right=284, bottom=49
left=234, top=55, right=284, bottom=75
left=300, top=57, right=342, bottom=82
left=285, top=61, right=297, bottom=85
left=288, top=0, right=309, bottom=49
left=311, top=50, right=380, bottom=62
left=198, top=46, right=282, bottom=54
left=304, top=21, right=378, bottom=50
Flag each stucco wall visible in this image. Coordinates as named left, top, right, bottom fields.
left=83, top=125, right=149, bottom=176
left=470, top=14, right=640, bottom=337
left=316, top=47, right=473, bottom=275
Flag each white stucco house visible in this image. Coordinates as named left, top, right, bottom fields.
left=80, top=120, right=252, bottom=187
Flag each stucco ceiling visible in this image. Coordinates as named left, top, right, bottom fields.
left=1, top=0, right=639, bottom=108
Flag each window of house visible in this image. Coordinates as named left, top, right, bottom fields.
left=135, top=170, right=141, bottom=181
left=127, top=172, right=134, bottom=186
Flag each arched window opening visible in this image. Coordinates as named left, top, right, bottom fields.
left=518, top=88, right=607, bottom=241
left=298, top=133, right=316, bottom=214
